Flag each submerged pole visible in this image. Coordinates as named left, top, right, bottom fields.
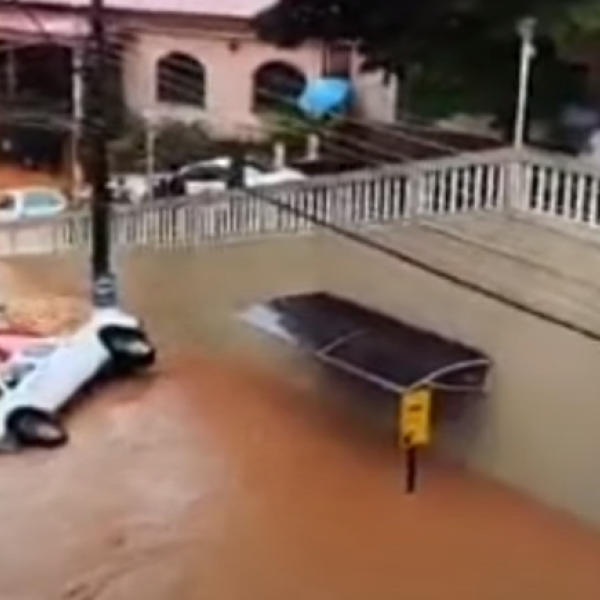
left=85, top=0, right=116, bottom=306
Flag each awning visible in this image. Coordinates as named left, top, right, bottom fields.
left=240, top=292, right=491, bottom=394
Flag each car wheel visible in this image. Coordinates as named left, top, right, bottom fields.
left=100, top=325, right=156, bottom=374
left=7, top=408, right=68, bottom=449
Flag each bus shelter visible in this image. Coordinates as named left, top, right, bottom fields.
left=241, top=292, right=492, bottom=489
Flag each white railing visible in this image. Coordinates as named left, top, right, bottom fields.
left=516, top=149, right=600, bottom=226
left=3, top=145, right=599, bottom=256
left=0, top=148, right=510, bottom=256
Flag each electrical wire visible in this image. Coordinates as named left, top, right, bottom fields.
left=0, top=45, right=409, bottom=166
left=0, top=7, right=477, bottom=161
left=104, top=20, right=502, bottom=152
left=3, top=0, right=600, bottom=343
left=0, top=13, right=499, bottom=164
left=0, top=0, right=406, bottom=171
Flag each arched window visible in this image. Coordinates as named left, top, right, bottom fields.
left=252, top=61, right=306, bottom=112
left=156, top=52, right=206, bottom=108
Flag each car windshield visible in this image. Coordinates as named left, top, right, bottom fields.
left=244, top=158, right=275, bottom=174
left=181, top=165, right=228, bottom=182
left=21, top=342, right=56, bottom=359
left=181, top=157, right=276, bottom=178
left=22, top=189, right=63, bottom=211
left=1, top=361, right=36, bottom=389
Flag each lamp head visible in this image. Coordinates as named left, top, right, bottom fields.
left=517, top=16, right=536, bottom=40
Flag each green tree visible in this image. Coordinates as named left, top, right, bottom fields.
left=255, top=0, right=597, bottom=136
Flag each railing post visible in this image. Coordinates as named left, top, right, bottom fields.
left=504, top=149, right=527, bottom=212
left=405, top=168, right=425, bottom=221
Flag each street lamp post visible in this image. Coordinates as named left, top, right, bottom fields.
left=70, top=41, right=84, bottom=203
left=513, top=16, right=537, bottom=149
left=85, top=0, right=116, bottom=306
left=143, top=110, right=156, bottom=202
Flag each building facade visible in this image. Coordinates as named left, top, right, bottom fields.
left=0, top=0, right=398, bottom=139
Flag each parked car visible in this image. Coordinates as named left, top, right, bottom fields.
left=0, top=187, right=68, bottom=222
left=154, top=156, right=306, bottom=198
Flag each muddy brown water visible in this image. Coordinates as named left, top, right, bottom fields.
left=1, top=248, right=600, bottom=600
left=0, top=165, right=68, bottom=193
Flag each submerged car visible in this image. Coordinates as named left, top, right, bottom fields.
left=0, top=329, right=49, bottom=361
left=0, top=307, right=155, bottom=450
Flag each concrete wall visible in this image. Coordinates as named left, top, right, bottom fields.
left=319, top=220, right=600, bottom=527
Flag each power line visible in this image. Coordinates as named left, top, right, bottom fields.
left=0, top=4, right=495, bottom=165
left=86, top=0, right=113, bottom=296
left=2, top=0, right=115, bottom=302
left=0, top=9, right=477, bottom=159
left=4, top=0, right=600, bottom=343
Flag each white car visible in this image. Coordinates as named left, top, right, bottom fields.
left=0, top=329, right=49, bottom=361
left=0, top=307, right=155, bottom=450
left=173, top=156, right=306, bottom=196
left=0, top=187, right=68, bottom=222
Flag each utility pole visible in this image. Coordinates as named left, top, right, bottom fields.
left=70, top=42, right=84, bottom=204
left=85, top=0, right=116, bottom=306
left=227, top=143, right=245, bottom=189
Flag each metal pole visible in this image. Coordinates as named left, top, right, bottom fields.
left=227, top=144, right=245, bottom=189
left=6, top=45, right=16, bottom=99
left=513, top=17, right=536, bottom=149
left=85, top=0, right=116, bottom=306
left=70, top=42, right=84, bottom=204
left=145, top=116, right=155, bottom=202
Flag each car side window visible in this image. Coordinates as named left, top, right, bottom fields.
left=0, top=193, right=16, bottom=212
left=1, top=361, right=35, bottom=389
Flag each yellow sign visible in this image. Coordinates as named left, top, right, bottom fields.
left=400, top=387, right=432, bottom=446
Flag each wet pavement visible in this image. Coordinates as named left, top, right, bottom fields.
left=1, top=263, right=600, bottom=600
left=0, top=165, right=67, bottom=193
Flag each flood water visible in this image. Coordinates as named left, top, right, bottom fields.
left=1, top=254, right=600, bottom=600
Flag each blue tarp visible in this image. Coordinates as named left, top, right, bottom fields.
left=297, top=77, right=352, bottom=119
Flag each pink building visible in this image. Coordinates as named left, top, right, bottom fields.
left=0, top=0, right=398, bottom=138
